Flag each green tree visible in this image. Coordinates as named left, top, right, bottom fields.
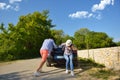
left=0, top=23, right=15, bottom=61
left=51, top=29, right=64, bottom=45
left=14, top=11, right=54, bottom=59
left=73, top=28, right=116, bottom=49
left=74, top=28, right=90, bottom=49
left=87, top=31, right=116, bottom=48
left=0, top=10, right=55, bottom=61
left=50, top=29, right=74, bottom=46
left=62, top=34, right=74, bottom=43
left=116, top=41, right=120, bottom=46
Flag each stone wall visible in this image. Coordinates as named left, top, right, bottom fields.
left=77, top=46, right=120, bottom=70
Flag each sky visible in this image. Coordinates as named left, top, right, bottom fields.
left=0, top=0, right=120, bottom=42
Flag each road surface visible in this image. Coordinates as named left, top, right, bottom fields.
left=0, top=58, right=80, bottom=80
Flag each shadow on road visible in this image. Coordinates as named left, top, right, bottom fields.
left=33, top=68, right=77, bottom=80
left=0, top=58, right=106, bottom=80
left=0, top=69, right=76, bottom=80
left=0, top=70, right=33, bottom=80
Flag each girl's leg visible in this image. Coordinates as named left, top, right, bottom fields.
left=64, top=54, right=69, bottom=71
left=69, top=54, right=74, bottom=76
left=69, top=54, right=74, bottom=71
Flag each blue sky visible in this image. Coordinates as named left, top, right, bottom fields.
left=0, top=0, right=120, bottom=42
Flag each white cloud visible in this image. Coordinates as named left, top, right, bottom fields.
left=14, top=5, right=19, bottom=11
left=0, top=3, right=7, bottom=10
left=69, top=11, right=93, bottom=19
left=6, top=5, right=11, bottom=9
left=88, top=13, right=93, bottom=18
left=111, top=0, right=114, bottom=5
left=95, top=14, right=102, bottom=20
left=0, top=3, right=12, bottom=10
left=69, top=0, right=114, bottom=20
left=92, top=0, right=114, bottom=12
left=9, top=0, right=22, bottom=4
left=69, top=11, right=102, bottom=20
left=0, top=0, right=22, bottom=11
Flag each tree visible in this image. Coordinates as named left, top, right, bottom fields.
left=13, top=11, right=54, bottom=59
left=0, top=23, right=15, bottom=61
left=74, top=28, right=90, bottom=49
left=62, top=34, right=74, bottom=43
left=73, top=28, right=116, bottom=49
left=116, top=41, right=120, bottom=46
left=51, top=29, right=64, bottom=45
left=0, top=11, right=55, bottom=61
left=51, top=29, right=75, bottom=46
left=87, top=32, right=116, bottom=48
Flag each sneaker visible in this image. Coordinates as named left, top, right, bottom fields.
left=79, top=68, right=82, bottom=71
left=71, top=71, right=74, bottom=76
left=65, top=70, right=69, bottom=74
left=34, top=71, right=40, bottom=77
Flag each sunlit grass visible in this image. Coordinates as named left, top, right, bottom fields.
left=89, top=69, right=117, bottom=80
left=77, top=58, right=119, bottom=80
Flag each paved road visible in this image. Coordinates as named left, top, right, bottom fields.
left=0, top=58, right=79, bottom=80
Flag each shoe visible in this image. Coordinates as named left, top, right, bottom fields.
left=65, top=70, right=69, bottom=74
left=79, top=68, right=82, bottom=71
left=71, top=71, right=74, bottom=76
left=34, top=71, right=40, bottom=77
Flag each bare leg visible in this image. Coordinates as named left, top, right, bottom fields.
left=36, top=50, right=48, bottom=72
left=34, top=50, right=48, bottom=76
left=36, top=60, right=46, bottom=72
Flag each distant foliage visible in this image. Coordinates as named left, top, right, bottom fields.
left=73, top=28, right=116, bottom=50
left=116, top=41, right=120, bottom=46
left=51, top=29, right=74, bottom=45
left=51, top=29, right=64, bottom=45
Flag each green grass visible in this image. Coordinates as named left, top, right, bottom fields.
left=77, top=58, right=119, bottom=80
left=89, top=69, right=116, bottom=80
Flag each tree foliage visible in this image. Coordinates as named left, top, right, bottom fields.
left=115, top=41, right=120, bottom=46
left=51, top=29, right=74, bottom=45
left=0, top=11, right=54, bottom=61
left=74, top=28, right=90, bottom=49
left=74, top=28, right=116, bottom=50
left=51, top=29, right=64, bottom=45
